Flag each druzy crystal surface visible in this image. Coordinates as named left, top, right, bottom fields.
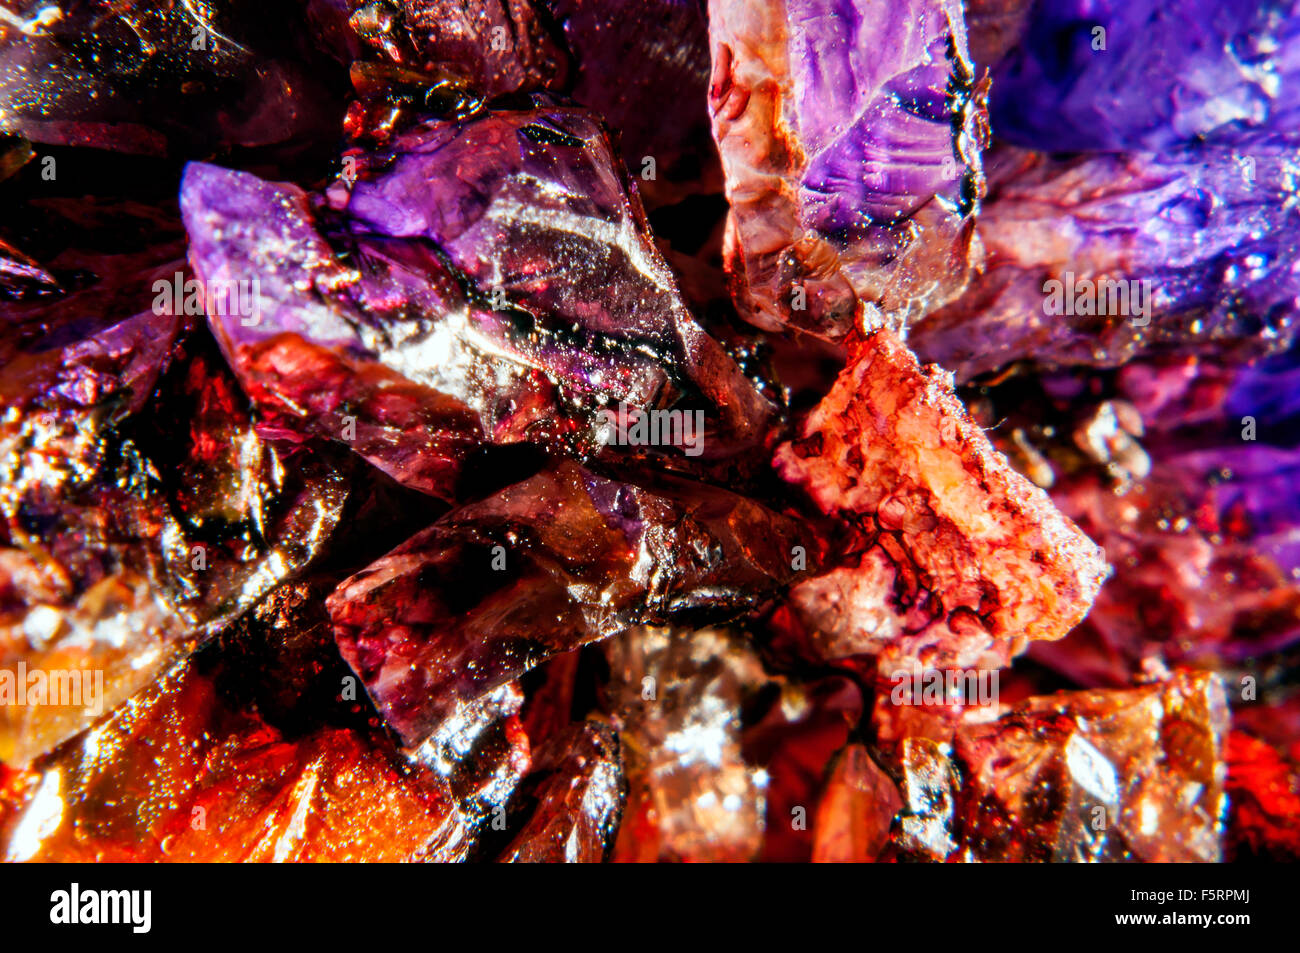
left=604, top=625, right=769, bottom=862
left=1, top=0, right=1298, bottom=865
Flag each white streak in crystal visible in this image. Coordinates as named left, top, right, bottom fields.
left=5, top=770, right=62, bottom=862
left=272, top=760, right=321, bottom=862
left=487, top=199, right=679, bottom=297
left=1065, top=734, right=1119, bottom=805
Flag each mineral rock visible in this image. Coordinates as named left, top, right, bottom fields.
left=328, top=460, right=817, bottom=745
left=339, top=100, right=774, bottom=451
left=407, top=682, right=532, bottom=851
left=1031, top=349, right=1300, bottom=685
left=183, top=101, right=773, bottom=500
left=810, top=743, right=902, bottom=863
left=706, top=0, right=987, bottom=340
left=774, top=331, right=1108, bottom=671
left=604, top=626, right=769, bottom=862
left=349, top=0, right=568, bottom=96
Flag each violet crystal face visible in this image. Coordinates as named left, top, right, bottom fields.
left=707, top=0, right=989, bottom=341
left=0, top=0, right=1298, bottom=873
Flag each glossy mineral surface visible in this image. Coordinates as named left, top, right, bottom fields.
left=0, top=0, right=1296, bottom=864
left=706, top=0, right=988, bottom=341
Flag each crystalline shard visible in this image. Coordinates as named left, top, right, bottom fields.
left=339, top=100, right=774, bottom=453
left=810, top=743, right=902, bottom=863
left=893, top=670, right=1228, bottom=862
left=604, top=625, right=769, bottom=862
left=774, top=331, right=1108, bottom=671
left=182, top=101, right=773, bottom=500
left=328, top=461, right=817, bottom=746
left=706, top=0, right=987, bottom=340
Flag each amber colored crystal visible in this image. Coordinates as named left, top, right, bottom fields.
left=497, top=721, right=625, bottom=863
left=605, top=626, right=768, bottom=862
left=811, top=743, right=902, bottom=863
left=0, top=660, right=469, bottom=862
left=891, top=670, right=1228, bottom=862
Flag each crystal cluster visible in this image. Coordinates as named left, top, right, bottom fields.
left=0, top=0, right=1296, bottom=863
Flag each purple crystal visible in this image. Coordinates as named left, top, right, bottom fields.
left=982, top=0, right=1300, bottom=152
left=604, top=625, right=769, bottom=862
left=911, top=142, right=1300, bottom=381
left=182, top=160, right=536, bottom=500
left=182, top=101, right=773, bottom=500
left=707, top=0, right=987, bottom=340
left=497, top=721, right=624, bottom=862
left=340, top=100, right=772, bottom=447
